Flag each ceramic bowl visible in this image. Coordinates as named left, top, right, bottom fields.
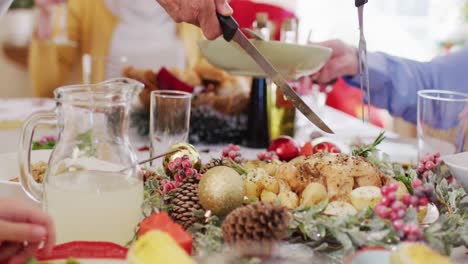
left=0, top=150, right=51, bottom=201
left=198, top=38, right=332, bottom=79
left=442, top=152, right=468, bottom=191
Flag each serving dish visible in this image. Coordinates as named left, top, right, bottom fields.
left=198, top=38, right=332, bottom=79
left=0, top=149, right=51, bottom=200
left=442, top=152, right=468, bottom=191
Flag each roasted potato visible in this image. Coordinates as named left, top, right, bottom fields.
left=324, top=201, right=357, bottom=217
left=259, top=176, right=280, bottom=194
left=276, top=162, right=311, bottom=193
left=262, top=161, right=281, bottom=176
left=244, top=180, right=261, bottom=199
left=350, top=186, right=382, bottom=211
left=261, top=190, right=277, bottom=203
left=278, top=191, right=299, bottom=209
left=300, top=183, right=328, bottom=208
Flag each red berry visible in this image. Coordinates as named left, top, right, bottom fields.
left=168, top=162, right=176, bottom=172
left=389, top=211, right=398, bottom=221
left=222, top=149, right=229, bottom=157
left=419, top=197, right=428, bottom=206
left=185, top=168, right=194, bottom=177
left=182, top=154, right=190, bottom=161
left=174, top=157, right=182, bottom=167
left=435, top=152, right=441, bottom=158
left=412, top=179, right=422, bottom=188
left=228, top=150, right=237, bottom=159
left=392, top=219, right=404, bottom=231
left=388, top=182, right=399, bottom=192
left=427, top=154, right=435, bottom=162
left=402, top=194, right=412, bottom=206
left=417, top=164, right=425, bottom=173
left=233, top=145, right=241, bottom=151
left=425, top=161, right=435, bottom=171
left=375, top=205, right=390, bottom=218
left=422, top=171, right=430, bottom=178
left=181, top=160, right=191, bottom=169
left=410, top=196, right=419, bottom=207
left=174, top=174, right=183, bottom=182
left=257, top=153, right=265, bottom=160
left=196, top=173, right=203, bottom=179
left=380, top=197, right=391, bottom=206
left=381, top=186, right=390, bottom=196
left=402, top=224, right=411, bottom=235
left=387, top=192, right=396, bottom=202
left=397, top=209, right=406, bottom=219
left=391, top=201, right=405, bottom=211
left=447, top=175, right=454, bottom=184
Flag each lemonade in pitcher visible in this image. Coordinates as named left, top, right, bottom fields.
left=19, top=78, right=145, bottom=245
left=45, top=171, right=143, bottom=245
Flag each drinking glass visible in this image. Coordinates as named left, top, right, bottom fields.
left=82, top=54, right=129, bottom=84
left=150, top=90, right=191, bottom=165
left=417, top=90, right=468, bottom=157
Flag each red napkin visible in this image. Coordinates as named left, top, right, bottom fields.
left=156, top=67, right=194, bottom=93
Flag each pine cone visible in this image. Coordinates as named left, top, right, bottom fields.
left=170, top=177, right=203, bottom=229
left=142, top=169, right=161, bottom=183
left=200, top=158, right=229, bottom=174
left=222, top=202, right=290, bottom=256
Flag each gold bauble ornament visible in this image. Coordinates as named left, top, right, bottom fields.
left=198, top=166, right=245, bottom=216
left=163, top=143, right=202, bottom=177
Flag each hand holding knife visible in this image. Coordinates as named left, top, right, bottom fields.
left=216, top=14, right=334, bottom=134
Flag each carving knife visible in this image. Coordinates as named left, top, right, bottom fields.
left=216, top=14, right=334, bottom=134
left=355, top=0, right=371, bottom=123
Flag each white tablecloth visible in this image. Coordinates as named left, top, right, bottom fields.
left=0, top=98, right=395, bottom=154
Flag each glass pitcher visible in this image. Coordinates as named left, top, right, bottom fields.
left=19, top=78, right=144, bottom=245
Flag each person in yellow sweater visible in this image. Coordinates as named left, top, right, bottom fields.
left=30, top=0, right=206, bottom=97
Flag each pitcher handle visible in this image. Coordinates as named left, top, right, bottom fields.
left=19, top=110, right=57, bottom=203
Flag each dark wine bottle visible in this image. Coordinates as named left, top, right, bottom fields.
left=246, top=77, right=270, bottom=148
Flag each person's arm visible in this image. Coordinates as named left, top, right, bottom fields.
left=156, top=0, right=232, bottom=40
left=344, top=48, right=468, bottom=124
left=29, top=0, right=80, bottom=97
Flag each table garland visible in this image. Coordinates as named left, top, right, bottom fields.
left=135, top=133, right=467, bottom=262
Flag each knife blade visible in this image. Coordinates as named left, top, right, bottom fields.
left=216, top=14, right=334, bottom=134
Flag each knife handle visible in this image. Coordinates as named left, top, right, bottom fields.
left=355, top=0, right=368, bottom=7
left=216, top=13, right=239, bottom=42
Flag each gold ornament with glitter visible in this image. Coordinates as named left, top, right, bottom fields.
left=198, top=166, right=245, bottom=216
left=163, top=143, right=202, bottom=177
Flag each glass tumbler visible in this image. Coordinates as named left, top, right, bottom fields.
left=150, top=90, right=191, bottom=165
left=417, top=90, right=468, bottom=157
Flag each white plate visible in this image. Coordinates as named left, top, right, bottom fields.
left=198, top=38, right=332, bottom=79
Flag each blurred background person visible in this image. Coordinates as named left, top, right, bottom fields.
left=30, top=0, right=204, bottom=97
left=312, top=39, right=468, bottom=125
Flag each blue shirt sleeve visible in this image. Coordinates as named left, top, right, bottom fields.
left=344, top=48, right=468, bottom=124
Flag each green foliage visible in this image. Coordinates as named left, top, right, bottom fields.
left=352, top=131, right=386, bottom=158
left=9, top=0, right=34, bottom=9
